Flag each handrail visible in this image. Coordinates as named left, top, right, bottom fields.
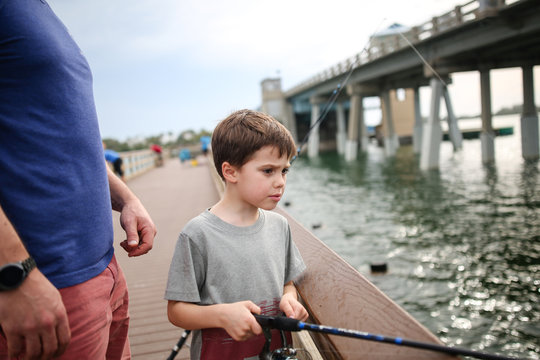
left=119, top=149, right=157, bottom=180
left=285, top=0, right=515, bottom=98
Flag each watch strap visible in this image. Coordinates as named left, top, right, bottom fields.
left=21, top=257, right=37, bottom=274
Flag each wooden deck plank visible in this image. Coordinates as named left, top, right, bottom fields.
left=112, top=157, right=219, bottom=359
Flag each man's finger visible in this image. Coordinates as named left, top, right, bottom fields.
left=22, top=332, right=42, bottom=359
left=124, top=219, right=140, bottom=247
left=54, top=320, right=71, bottom=357
left=6, top=334, right=24, bottom=360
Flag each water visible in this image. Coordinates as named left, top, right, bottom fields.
left=282, top=114, right=539, bottom=359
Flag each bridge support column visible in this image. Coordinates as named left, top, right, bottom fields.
left=308, top=96, right=324, bottom=158
left=521, top=65, right=539, bottom=160
left=380, top=90, right=399, bottom=157
left=336, top=102, right=346, bottom=155
left=285, top=102, right=298, bottom=144
left=443, top=85, right=463, bottom=151
left=345, top=85, right=368, bottom=161
left=420, top=78, right=443, bottom=170
left=480, top=69, right=495, bottom=163
left=413, top=87, right=423, bottom=154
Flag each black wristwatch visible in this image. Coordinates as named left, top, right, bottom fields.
left=0, top=257, right=37, bottom=291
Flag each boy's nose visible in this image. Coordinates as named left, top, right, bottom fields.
left=274, top=175, right=285, bottom=187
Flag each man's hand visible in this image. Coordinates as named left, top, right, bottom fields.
left=0, top=270, right=70, bottom=360
left=118, top=198, right=156, bottom=257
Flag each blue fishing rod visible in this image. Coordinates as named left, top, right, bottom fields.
left=254, top=314, right=526, bottom=360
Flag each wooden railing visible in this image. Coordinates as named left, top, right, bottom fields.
left=285, top=0, right=518, bottom=98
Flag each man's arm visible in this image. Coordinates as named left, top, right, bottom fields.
left=106, top=166, right=156, bottom=257
left=0, top=206, right=70, bottom=359
left=167, top=300, right=262, bottom=341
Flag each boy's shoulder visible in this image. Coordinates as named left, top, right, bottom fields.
left=262, top=209, right=289, bottom=227
left=182, top=209, right=213, bottom=233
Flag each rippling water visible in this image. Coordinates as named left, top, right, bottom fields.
left=282, top=115, right=539, bottom=359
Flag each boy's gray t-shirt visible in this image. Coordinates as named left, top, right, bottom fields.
left=165, top=209, right=306, bottom=359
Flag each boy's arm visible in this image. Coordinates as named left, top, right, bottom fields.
left=167, top=300, right=263, bottom=341
left=280, top=281, right=309, bottom=321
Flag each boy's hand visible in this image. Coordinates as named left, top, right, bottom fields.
left=220, top=301, right=262, bottom=341
left=279, top=292, right=308, bottom=321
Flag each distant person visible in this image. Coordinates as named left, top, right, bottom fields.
left=179, top=148, right=191, bottom=163
left=200, top=135, right=211, bottom=156
left=165, top=109, right=308, bottom=359
left=151, top=144, right=163, bottom=167
left=103, top=142, right=125, bottom=181
left=0, top=2, right=156, bottom=359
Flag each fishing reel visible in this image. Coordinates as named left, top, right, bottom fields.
left=258, top=326, right=298, bottom=360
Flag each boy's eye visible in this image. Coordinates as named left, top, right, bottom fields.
left=282, top=168, right=289, bottom=175
left=263, top=168, right=273, bottom=174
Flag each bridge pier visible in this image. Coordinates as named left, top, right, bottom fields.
left=285, top=102, right=298, bottom=144
left=480, top=69, right=495, bottom=164
left=380, top=90, right=399, bottom=157
left=443, top=85, right=463, bottom=151
left=413, top=87, right=423, bottom=154
left=521, top=65, right=539, bottom=160
left=344, top=84, right=369, bottom=161
left=420, top=78, right=443, bottom=170
left=308, top=96, right=324, bottom=158
left=336, top=102, right=346, bottom=156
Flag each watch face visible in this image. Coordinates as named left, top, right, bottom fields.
left=0, top=264, right=24, bottom=289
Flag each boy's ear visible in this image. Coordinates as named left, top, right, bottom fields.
left=222, top=161, right=238, bottom=183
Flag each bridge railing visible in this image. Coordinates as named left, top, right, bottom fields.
left=119, top=149, right=157, bottom=180
left=285, top=0, right=516, bottom=97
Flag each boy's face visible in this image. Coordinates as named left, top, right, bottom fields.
left=233, top=145, right=290, bottom=211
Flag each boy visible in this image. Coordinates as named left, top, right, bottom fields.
left=165, top=109, right=308, bottom=359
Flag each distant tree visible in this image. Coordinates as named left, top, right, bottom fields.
left=103, top=128, right=213, bottom=152
left=102, top=138, right=131, bottom=152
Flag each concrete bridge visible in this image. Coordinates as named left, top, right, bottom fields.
left=261, top=0, right=540, bottom=169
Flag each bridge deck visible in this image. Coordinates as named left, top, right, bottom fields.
left=113, top=158, right=219, bottom=359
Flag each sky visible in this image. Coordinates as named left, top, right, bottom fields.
left=47, top=0, right=539, bottom=141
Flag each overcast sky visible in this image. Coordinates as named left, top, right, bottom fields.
left=47, top=0, right=538, bottom=141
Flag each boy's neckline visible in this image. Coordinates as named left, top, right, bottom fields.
left=208, top=206, right=261, bottom=227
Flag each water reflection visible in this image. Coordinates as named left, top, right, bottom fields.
left=283, top=116, right=539, bottom=359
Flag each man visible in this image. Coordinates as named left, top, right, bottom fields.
left=0, top=1, right=157, bottom=359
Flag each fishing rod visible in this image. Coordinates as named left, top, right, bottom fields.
left=254, top=314, right=526, bottom=360
left=166, top=330, right=191, bottom=360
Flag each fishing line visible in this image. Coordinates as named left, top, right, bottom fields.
left=396, top=30, right=448, bottom=86
left=291, top=19, right=387, bottom=164
left=291, top=17, right=453, bottom=164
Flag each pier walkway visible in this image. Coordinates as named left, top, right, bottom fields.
left=112, top=158, right=219, bottom=359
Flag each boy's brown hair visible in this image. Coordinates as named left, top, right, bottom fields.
left=211, top=109, right=297, bottom=180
